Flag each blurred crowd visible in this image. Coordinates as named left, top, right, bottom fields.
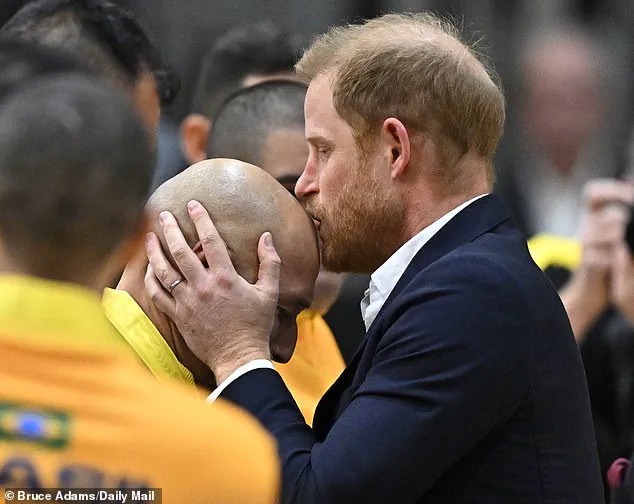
left=2, top=0, right=634, bottom=501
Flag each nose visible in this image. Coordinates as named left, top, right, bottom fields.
left=295, top=155, right=319, bottom=200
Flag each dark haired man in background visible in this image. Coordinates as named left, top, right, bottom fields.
left=177, top=21, right=303, bottom=172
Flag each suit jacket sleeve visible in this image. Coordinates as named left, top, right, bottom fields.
left=222, top=257, right=532, bottom=504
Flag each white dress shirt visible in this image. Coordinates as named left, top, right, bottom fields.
left=208, top=194, right=487, bottom=403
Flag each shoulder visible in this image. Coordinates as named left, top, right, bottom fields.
left=414, top=234, right=536, bottom=309
left=378, top=232, right=561, bottom=352
left=111, top=363, right=280, bottom=503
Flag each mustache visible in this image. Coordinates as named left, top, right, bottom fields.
left=303, top=201, right=324, bottom=221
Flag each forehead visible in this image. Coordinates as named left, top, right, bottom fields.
left=305, top=73, right=334, bottom=121
left=305, top=73, right=349, bottom=140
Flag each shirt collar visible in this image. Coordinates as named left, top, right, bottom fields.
left=362, top=194, right=488, bottom=330
left=0, top=274, right=131, bottom=355
left=102, top=288, right=195, bottom=385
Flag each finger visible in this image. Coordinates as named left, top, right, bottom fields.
left=144, top=263, right=177, bottom=316
left=583, top=207, right=628, bottom=242
left=187, top=200, right=235, bottom=275
left=585, top=179, right=634, bottom=210
left=256, top=232, right=282, bottom=299
left=614, top=242, right=630, bottom=267
left=593, top=211, right=628, bottom=240
left=145, top=231, right=185, bottom=290
left=586, top=222, right=626, bottom=245
left=159, top=211, right=205, bottom=282
left=584, top=245, right=616, bottom=269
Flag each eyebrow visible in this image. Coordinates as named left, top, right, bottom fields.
left=305, top=135, right=334, bottom=147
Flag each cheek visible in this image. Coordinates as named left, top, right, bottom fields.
left=321, top=156, right=355, bottom=207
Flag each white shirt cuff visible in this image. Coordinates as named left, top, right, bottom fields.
left=206, top=359, right=274, bottom=404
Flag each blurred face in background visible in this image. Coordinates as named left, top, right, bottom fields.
left=296, top=72, right=406, bottom=274
left=522, top=37, right=603, bottom=174
left=260, top=124, right=345, bottom=314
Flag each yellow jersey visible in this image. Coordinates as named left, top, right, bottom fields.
left=527, top=234, right=581, bottom=272
left=275, top=309, right=345, bottom=426
left=0, top=276, right=279, bottom=504
left=103, top=289, right=345, bottom=426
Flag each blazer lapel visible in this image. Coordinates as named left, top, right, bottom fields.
left=313, top=333, right=369, bottom=439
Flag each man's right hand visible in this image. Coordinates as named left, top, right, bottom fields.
left=144, top=200, right=282, bottom=384
left=560, top=179, right=633, bottom=340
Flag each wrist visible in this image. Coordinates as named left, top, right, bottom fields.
left=209, top=345, right=271, bottom=384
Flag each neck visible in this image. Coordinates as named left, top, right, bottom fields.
left=117, top=253, right=216, bottom=389
left=402, top=157, right=490, bottom=242
left=0, top=244, right=106, bottom=292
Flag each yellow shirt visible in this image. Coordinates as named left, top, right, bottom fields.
left=0, top=276, right=279, bottom=504
left=275, top=310, right=345, bottom=426
left=527, top=234, right=581, bottom=272
left=103, top=289, right=345, bottom=426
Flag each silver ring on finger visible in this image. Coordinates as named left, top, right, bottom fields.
left=168, top=278, right=185, bottom=294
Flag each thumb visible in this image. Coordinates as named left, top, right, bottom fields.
left=256, top=232, right=281, bottom=300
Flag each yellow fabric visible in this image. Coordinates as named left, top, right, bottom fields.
left=102, top=287, right=344, bottom=427
left=528, top=234, right=582, bottom=272
left=102, top=288, right=194, bottom=385
left=275, top=309, right=345, bottom=426
left=0, top=275, right=280, bottom=504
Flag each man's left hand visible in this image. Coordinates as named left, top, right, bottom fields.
left=144, top=200, right=281, bottom=383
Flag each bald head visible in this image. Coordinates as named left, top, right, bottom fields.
left=146, top=158, right=318, bottom=362
left=148, top=158, right=317, bottom=283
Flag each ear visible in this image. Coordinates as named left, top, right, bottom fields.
left=381, top=118, right=411, bottom=179
left=180, top=114, right=211, bottom=165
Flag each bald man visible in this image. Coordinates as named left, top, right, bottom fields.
left=104, top=158, right=319, bottom=391
left=207, top=80, right=345, bottom=424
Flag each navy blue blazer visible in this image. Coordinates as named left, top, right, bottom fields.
left=223, top=195, right=604, bottom=504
